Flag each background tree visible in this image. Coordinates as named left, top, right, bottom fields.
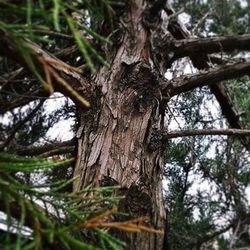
left=0, top=0, right=250, bottom=250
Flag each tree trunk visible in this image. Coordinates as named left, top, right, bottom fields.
left=73, top=1, right=166, bottom=249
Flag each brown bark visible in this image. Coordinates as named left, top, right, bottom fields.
left=73, top=1, right=166, bottom=249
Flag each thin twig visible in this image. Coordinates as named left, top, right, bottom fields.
left=192, top=11, right=213, bottom=35
left=160, top=128, right=250, bottom=140
left=0, top=101, right=44, bottom=151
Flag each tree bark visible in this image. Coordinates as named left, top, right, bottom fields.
left=73, top=1, right=166, bottom=249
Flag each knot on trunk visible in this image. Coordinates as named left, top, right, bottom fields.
left=119, top=62, right=161, bottom=112
left=142, top=9, right=161, bottom=30
left=118, top=185, right=152, bottom=218
left=121, top=61, right=158, bottom=88
left=100, top=176, right=119, bottom=187
left=148, top=129, right=164, bottom=151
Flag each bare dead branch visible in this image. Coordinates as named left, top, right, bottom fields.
left=164, top=3, right=190, bottom=39
left=170, top=34, right=250, bottom=59
left=0, top=88, right=48, bottom=114
left=33, top=29, right=74, bottom=40
left=162, top=61, right=250, bottom=97
left=38, top=146, right=75, bottom=158
left=192, top=11, right=213, bottom=35
left=160, top=128, right=250, bottom=140
left=167, top=7, right=185, bottom=21
left=0, top=68, right=25, bottom=87
left=0, top=101, right=44, bottom=151
left=54, top=45, right=79, bottom=61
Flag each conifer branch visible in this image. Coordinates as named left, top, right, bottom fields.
left=0, top=101, right=44, bottom=151
left=0, top=88, right=48, bottom=114
left=0, top=31, right=92, bottom=108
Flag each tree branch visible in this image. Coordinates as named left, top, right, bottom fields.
left=169, top=34, right=250, bottom=60
left=161, top=61, right=250, bottom=97
left=0, top=45, right=79, bottom=87
left=11, top=139, right=76, bottom=157
left=210, top=82, right=241, bottom=129
left=164, top=3, right=246, bottom=139
left=160, top=128, right=250, bottom=140
left=0, top=30, right=92, bottom=108
left=0, top=45, right=82, bottom=114
left=0, top=101, right=44, bottom=151
left=196, top=223, right=233, bottom=249
left=192, top=11, right=213, bottom=35
left=0, top=198, right=63, bottom=249
left=0, top=88, right=48, bottom=114
left=0, top=199, right=36, bottom=230
left=147, top=0, right=167, bottom=16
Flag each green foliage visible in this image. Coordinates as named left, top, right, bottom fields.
left=163, top=2, right=250, bottom=248
left=164, top=88, right=250, bottom=249
left=173, top=0, right=250, bottom=35
left=229, top=76, right=250, bottom=125
left=0, top=0, right=112, bottom=73
left=0, top=153, right=125, bottom=250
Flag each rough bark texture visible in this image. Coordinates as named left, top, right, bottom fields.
left=74, top=2, right=166, bottom=249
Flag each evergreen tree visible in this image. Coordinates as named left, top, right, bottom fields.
left=0, top=1, right=249, bottom=249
